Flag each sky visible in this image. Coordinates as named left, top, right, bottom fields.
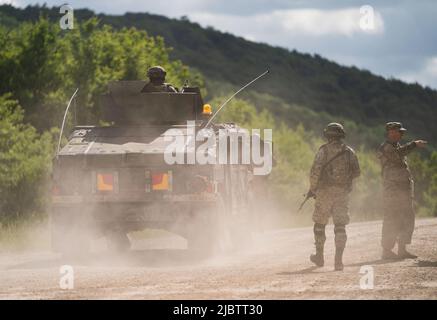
left=2, top=0, right=437, bottom=89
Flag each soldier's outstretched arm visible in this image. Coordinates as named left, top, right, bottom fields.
left=414, top=140, right=428, bottom=148
left=397, top=141, right=418, bottom=156
left=381, top=141, right=415, bottom=160
left=309, top=147, right=326, bottom=192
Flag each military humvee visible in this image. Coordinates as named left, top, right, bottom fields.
left=51, top=81, right=260, bottom=254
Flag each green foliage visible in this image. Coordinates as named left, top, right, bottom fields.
left=410, top=151, right=437, bottom=217
left=1, top=4, right=436, bottom=142
left=0, top=5, right=436, bottom=227
left=0, top=17, right=201, bottom=224
left=213, top=97, right=385, bottom=222
left=349, top=147, right=382, bottom=221
left=424, top=152, right=437, bottom=216
left=0, top=16, right=202, bottom=131
left=0, top=94, right=54, bottom=223
left=214, top=97, right=437, bottom=222
left=0, top=219, right=50, bottom=251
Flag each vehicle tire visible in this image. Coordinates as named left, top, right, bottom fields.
left=106, top=230, right=131, bottom=253
left=186, top=209, right=224, bottom=257
left=187, top=223, right=219, bottom=255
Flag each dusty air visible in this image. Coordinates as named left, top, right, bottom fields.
left=1, top=1, right=436, bottom=307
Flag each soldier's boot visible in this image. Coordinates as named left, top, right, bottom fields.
left=397, top=243, right=417, bottom=259
left=310, top=223, right=326, bottom=267
left=334, top=224, right=347, bottom=271
left=334, top=246, right=344, bottom=271
left=381, top=248, right=399, bottom=260
left=310, top=246, right=324, bottom=267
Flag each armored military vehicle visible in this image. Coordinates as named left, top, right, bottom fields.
left=51, top=80, right=265, bottom=254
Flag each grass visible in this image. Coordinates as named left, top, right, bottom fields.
left=0, top=219, right=51, bottom=252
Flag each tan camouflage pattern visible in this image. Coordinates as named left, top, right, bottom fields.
left=381, top=189, right=415, bottom=248
left=313, top=223, right=326, bottom=247
left=378, top=140, right=417, bottom=249
left=334, top=224, right=347, bottom=249
left=310, top=140, right=360, bottom=192
left=312, top=186, right=350, bottom=225
left=310, top=140, right=360, bottom=227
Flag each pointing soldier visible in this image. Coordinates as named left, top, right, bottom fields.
left=308, top=123, right=361, bottom=271
left=141, top=66, right=178, bottom=93
left=378, top=122, right=427, bottom=260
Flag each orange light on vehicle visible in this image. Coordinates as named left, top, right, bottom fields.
left=97, top=173, right=114, bottom=191
left=202, top=104, right=212, bottom=115
left=152, top=171, right=172, bottom=191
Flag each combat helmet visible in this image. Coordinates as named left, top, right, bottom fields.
left=323, top=122, right=345, bottom=139
left=385, top=122, right=407, bottom=132
left=147, top=66, right=167, bottom=80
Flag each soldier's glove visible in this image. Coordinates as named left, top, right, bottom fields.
left=298, top=190, right=316, bottom=212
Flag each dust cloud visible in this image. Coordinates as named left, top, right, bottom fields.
left=0, top=195, right=290, bottom=272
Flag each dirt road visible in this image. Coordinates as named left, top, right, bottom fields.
left=1, top=218, right=437, bottom=299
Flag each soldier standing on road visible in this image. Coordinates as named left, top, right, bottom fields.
left=378, top=122, right=427, bottom=260
left=141, top=66, right=178, bottom=93
left=308, top=123, right=361, bottom=271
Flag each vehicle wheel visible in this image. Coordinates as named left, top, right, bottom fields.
left=187, top=225, right=218, bottom=255
left=106, top=230, right=131, bottom=253
left=186, top=214, right=222, bottom=257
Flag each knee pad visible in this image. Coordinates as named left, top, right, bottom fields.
left=313, top=223, right=326, bottom=244
left=334, top=224, right=346, bottom=235
left=334, top=224, right=347, bottom=246
left=314, top=223, right=326, bottom=236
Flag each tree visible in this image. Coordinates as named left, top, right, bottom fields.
left=423, top=152, right=437, bottom=216
left=0, top=18, right=204, bottom=131
left=0, top=94, right=53, bottom=223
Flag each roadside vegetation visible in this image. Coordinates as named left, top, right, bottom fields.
left=0, top=17, right=436, bottom=248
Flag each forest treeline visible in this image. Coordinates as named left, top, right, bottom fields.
left=0, top=13, right=436, bottom=227
left=1, top=4, right=437, bottom=144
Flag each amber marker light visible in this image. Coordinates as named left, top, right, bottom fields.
left=202, top=104, right=212, bottom=115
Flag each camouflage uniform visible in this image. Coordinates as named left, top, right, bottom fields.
left=378, top=140, right=416, bottom=251
left=310, top=139, right=361, bottom=248
left=141, top=66, right=178, bottom=93
left=307, top=123, right=360, bottom=270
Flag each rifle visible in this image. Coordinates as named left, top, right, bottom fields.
left=298, top=190, right=315, bottom=211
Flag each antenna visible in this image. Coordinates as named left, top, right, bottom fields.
left=205, top=70, right=269, bottom=128
left=56, top=88, right=79, bottom=158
